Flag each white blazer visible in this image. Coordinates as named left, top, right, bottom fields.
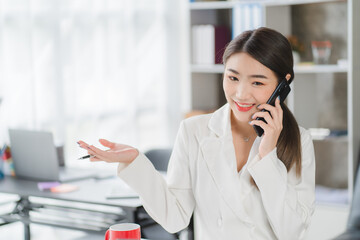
left=118, top=104, right=316, bottom=240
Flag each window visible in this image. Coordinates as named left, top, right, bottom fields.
left=0, top=0, right=188, bottom=169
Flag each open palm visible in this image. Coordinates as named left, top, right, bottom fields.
left=78, top=139, right=138, bottom=163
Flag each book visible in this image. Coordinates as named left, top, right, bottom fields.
left=232, top=3, right=263, bottom=39
left=192, top=25, right=230, bottom=65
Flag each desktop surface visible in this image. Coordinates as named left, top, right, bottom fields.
left=0, top=176, right=141, bottom=208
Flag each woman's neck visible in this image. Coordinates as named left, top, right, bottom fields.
left=230, top=112, right=256, bottom=137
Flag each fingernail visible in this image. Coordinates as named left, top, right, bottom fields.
left=257, top=104, right=261, bottom=108
left=76, top=141, right=80, bottom=145
left=248, top=121, right=252, bottom=124
left=277, top=96, right=280, bottom=100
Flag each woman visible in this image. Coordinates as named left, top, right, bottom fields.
left=78, top=27, right=315, bottom=240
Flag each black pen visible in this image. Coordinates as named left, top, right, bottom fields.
left=77, top=154, right=94, bottom=160
left=77, top=149, right=110, bottom=160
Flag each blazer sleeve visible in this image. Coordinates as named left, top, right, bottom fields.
left=247, top=128, right=316, bottom=240
left=117, top=121, right=195, bottom=233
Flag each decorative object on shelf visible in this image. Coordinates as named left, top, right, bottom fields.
left=287, top=35, right=304, bottom=65
left=292, top=51, right=300, bottom=65
left=0, top=145, right=4, bottom=180
left=311, top=40, right=332, bottom=64
left=1, top=145, right=15, bottom=176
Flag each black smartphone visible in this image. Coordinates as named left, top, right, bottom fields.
left=253, top=78, right=291, bottom=137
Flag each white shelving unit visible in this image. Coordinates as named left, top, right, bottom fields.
left=187, top=0, right=360, bottom=210
left=190, top=0, right=341, bottom=10
left=191, top=63, right=348, bottom=73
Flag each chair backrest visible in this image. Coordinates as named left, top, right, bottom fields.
left=144, top=148, right=172, bottom=172
left=347, top=150, right=360, bottom=229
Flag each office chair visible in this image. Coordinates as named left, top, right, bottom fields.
left=334, top=151, right=360, bottom=239
left=144, top=148, right=172, bottom=172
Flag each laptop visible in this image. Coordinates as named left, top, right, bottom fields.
left=8, top=129, right=97, bottom=182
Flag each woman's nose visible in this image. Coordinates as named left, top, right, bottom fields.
left=235, top=82, right=251, bottom=99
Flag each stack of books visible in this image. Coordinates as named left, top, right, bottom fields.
left=192, top=25, right=230, bottom=65
left=232, top=3, right=263, bottom=38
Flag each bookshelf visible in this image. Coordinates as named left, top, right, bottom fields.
left=191, top=63, right=348, bottom=73
left=189, top=0, right=341, bottom=10
left=187, top=0, right=360, bottom=208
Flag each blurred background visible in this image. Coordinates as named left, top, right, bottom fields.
left=0, top=0, right=189, bottom=171
left=0, top=0, right=359, bottom=239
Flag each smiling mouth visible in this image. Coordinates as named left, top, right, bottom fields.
left=234, top=102, right=255, bottom=112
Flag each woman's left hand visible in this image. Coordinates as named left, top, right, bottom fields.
left=250, top=97, right=283, bottom=159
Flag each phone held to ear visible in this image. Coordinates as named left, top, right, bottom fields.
left=253, top=78, right=291, bottom=137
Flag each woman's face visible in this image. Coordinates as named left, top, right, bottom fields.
left=223, top=52, right=279, bottom=124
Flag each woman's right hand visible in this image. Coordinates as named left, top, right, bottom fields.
left=77, top=139, right=139, bottom=164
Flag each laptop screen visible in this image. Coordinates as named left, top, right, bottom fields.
left=8, top=129, right=60, bottom=181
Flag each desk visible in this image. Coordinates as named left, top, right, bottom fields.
left=0, top=176, right=143, bottom=240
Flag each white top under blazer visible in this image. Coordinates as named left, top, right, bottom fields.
left=117, top=103, right=316, bottom=240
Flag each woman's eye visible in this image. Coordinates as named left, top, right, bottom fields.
left=253, top=81, right=264, bottom=86
left=229, top=76, right=238, bottom=81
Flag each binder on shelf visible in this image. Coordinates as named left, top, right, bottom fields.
left=191, top=24, right=230, bottom=65
left=232, top=3, right=263, bottom=39
left=214, top=26, right=230, bottom=64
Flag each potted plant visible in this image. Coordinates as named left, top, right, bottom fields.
left=287, top=35, right=304, bottom=65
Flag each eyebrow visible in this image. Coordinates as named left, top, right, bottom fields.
left=226, top=68, right=269, bottom=79
left=250, top=74, right=268, bottom=79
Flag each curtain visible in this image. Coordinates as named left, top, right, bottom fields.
left=0, top=0, right=189, bottom=169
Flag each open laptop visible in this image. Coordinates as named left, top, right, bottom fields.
left=9, top=129, right=97, bottom=182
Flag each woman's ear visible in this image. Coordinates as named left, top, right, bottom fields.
left=285, top=73, right=291, bottom=82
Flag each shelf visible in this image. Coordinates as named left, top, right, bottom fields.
left=191, top=64, right=348, bottom=74
left=294, top=64, right=348, bottom=73
left=190, top=0, right=343, bottom=10
left=190, top=1, right=234, bottom=10
left=191, top=64, right=224, bottom=73
left=263, top=0, right=343, bottom=6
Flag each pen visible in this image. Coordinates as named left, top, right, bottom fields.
left=77, top=154, right=94, bottom=160
left=77, top=149, right=110, bottom=160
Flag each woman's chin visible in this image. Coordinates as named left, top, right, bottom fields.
left=230, top=109, right=252, bottom=125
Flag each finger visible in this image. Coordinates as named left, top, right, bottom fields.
left=275, top=96, right=281, bottom=108
left=274, top=96, right=283, bottom=113
left=258, top=104, right=277, bottom=116
left=86, top=149, right=110, bottom=162
left=249, top=119, right=270, bottom=133
left=77, top=140, right=89, bottom=148
left=99, top=139, right=115, bottom=149
left=258, top=101, right=282, bottom=123
left=274, top=97, right=283, bottom=123
left=89, top=156, right=102, bottom=162
left=88, top=145, right=108, bottom=157
left=252, top=111, right=275, bottom=126
left=86, top=147, right=97, bottom=157
left=87, top=145, right=119, bottom=162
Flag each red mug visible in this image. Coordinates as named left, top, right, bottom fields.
left=105, top=223, right=141, bottom=240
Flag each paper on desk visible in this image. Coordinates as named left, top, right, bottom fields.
left=38, top=181, right=61, bottom=191
left=50, top=184, right=79, bottom=193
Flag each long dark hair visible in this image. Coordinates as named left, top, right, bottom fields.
left=223, top=27, right=302, bottom=177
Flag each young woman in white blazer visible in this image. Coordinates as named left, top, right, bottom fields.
left=79, top=27, right=315, bottom=240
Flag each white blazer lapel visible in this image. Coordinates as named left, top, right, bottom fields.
left=200, top=104, right=252, bottom=224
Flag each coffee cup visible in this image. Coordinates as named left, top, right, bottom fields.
left=104, top=223, right=141, bottom=240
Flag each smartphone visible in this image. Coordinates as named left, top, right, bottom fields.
left=253, top=78, right=291, bottom=137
